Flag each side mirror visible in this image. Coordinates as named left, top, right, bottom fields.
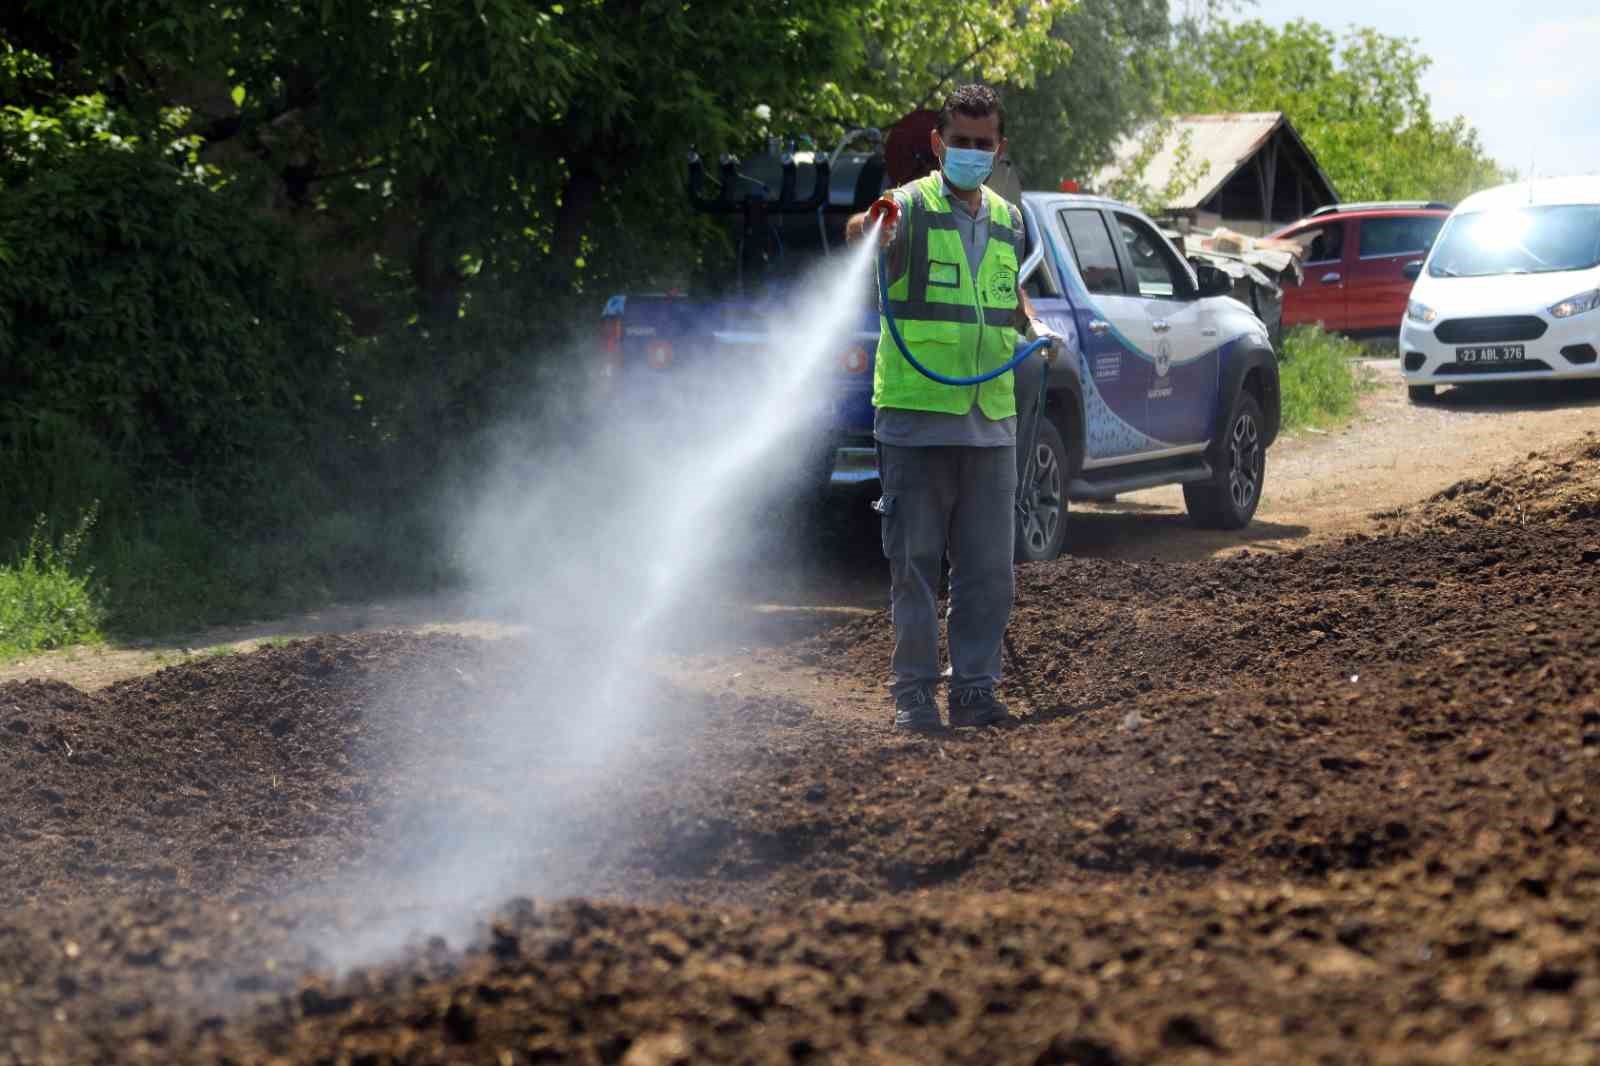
left=1189, top=258, right=1234, bottom=299
left=1402, top=261, right=1424, bottom=281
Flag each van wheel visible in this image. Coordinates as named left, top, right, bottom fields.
left=1184, top=392, right=1265, bottom=529
left=1016, top=415, right=1069, bottom=561
left=1407, top=384, right=1436, bottom=404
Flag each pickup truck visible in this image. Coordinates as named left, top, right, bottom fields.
left=598, top=159, right=1281, bottom=561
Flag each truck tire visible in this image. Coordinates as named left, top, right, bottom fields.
left=1184, top=391, right=1265, bottom=530
left=1015, top=415, right=1069, bottom=562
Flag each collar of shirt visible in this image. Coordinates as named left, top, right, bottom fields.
left=940, top=174, right=986, bottom=221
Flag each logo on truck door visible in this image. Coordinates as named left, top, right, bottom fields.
left=1148, top=340, right=1174, bottom=400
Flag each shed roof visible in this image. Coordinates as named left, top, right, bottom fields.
left=1095, top=112, right=1338, bottom=211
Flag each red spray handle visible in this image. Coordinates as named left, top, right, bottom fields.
left=865, top=196, right=900, bottom=232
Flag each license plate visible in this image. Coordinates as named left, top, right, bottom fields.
left=1455, top=344, right=1525, bottom=363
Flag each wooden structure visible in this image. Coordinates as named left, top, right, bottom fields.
left=1095, top=112, right=1339, bottom=235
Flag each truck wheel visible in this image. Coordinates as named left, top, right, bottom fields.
left=1184, top=392, right=1265, bottom=530
left=1407, top=384, right=1436, bottom=404
left=1016, top=415, right=1069, bottom=562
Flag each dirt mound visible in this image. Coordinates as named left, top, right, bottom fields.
left=110, top=859, right=1600, bottom=1065
left=1375, top=431, right=1600, bottom=535
left=0, top=633, right=592, bottom=908
left=5, top=440, right=1600, bottom=1063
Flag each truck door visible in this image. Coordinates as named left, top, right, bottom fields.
left=1053, top=207, right=1160, bottom=461
left=1109, top=211, right=1217, bottom=448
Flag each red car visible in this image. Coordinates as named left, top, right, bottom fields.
left=1269, top=202, right=1451, bottom=336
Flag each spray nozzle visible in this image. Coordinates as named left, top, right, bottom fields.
left=865, top=195, right=900, bottom=233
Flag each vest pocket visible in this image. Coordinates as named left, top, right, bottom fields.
left=927, top=259, right=962, bottom=288
left=894, top=321, right=961, bottom=376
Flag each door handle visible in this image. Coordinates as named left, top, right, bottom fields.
left=1321, top=272, right=1342, bottom=284
left=1151, top=321, right=1172, bottom=334
left=1201, top=327, right=1219, bottom=337
left=1088, top=319, right=1110, bottom=336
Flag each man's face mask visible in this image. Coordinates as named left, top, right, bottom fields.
left=937, top=136, right=997, bottom=191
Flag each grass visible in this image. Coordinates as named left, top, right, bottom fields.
left=1278, top=324, right=1377, bottom=433
left=0, top=505, right=106, bottom=660
left=2, top=425, right=460, bottom=645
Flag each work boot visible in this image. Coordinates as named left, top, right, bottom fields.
left=893, top=687, right=942, bottom=733
left=949, top=687, right=1010, bottom=728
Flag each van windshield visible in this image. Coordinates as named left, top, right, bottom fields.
left=1428, top=205, right=1600, bottom=278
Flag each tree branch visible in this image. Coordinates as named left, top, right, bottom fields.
left=310, top=160, right=387, bottom=184
left=916, top=30, right=1004, bottom=111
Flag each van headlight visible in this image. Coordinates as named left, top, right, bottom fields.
left=1549, top=289, right=1600, bottom=319
left=1406, top=300, right=1438, bottom=325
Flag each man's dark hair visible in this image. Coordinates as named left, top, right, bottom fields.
left=937, top=84, right=1005, bottom=136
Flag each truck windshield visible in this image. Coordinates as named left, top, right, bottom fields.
left=1428, top=205, right=1600, bottom=278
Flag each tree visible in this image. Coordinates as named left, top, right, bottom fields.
left=2, top=0, right=1081, bottom=466
left=0, top=0, right=1081, bottom=620
left=1002, top=0, right=1171, bottom=190
left=792, top=0, right=1074, bottom=133
left=1157, top=18, right=1509, bottom=204
left=9, top=0, right=1075, bottom=333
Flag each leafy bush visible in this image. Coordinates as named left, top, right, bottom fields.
left=0, top=143, right=416, bottom=639
left=1278, top=325, right=1372, bottom=432
left=0, top=506, right=105, bottom=658
left=0, top=145, right=347, bottom=481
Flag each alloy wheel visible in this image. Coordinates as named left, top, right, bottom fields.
left=1227, top=410, right=1263, bottom=512
left=1020, top=439, right=1064, bottom=556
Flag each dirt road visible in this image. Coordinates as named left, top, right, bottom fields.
left=1069, top=361, right=1600, bottom=560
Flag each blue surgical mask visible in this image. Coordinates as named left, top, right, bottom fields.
left=941, top=146, right=996, bottom=191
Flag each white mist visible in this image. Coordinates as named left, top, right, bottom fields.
left=315, top=231, right=885, bottom=968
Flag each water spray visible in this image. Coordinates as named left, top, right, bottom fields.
left=324, top=202, right=1052, bottom=970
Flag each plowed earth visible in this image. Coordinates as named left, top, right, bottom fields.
left=6, top=437, right=1600, bottom=1064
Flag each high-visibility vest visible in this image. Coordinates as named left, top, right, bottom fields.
left=873, top=173, right=1022, bottom=420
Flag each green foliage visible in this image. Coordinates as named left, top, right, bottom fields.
left=1159, top=19, right=1510, bottom=204
left=0, top=506, right=105, bottom=659
left=0, top=144, right=346, bottom=473
left=1004, top=0, right=1170, bottom=189
left=1278, top=325, right=1372, bottom=432
left=0, top=101, right=413, bottom=640
left=0, top=0, right=1087, bottom=645
left=799, top=0, right=1073, bottom=131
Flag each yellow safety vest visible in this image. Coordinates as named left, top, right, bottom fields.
left=873, top=173, right=1022, bottom=419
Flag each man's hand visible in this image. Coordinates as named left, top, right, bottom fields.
left=1027, top=319, right=1068, bottom=363
left=865, top=197, right=900, bottom=248
left=848, top=196, right=900, bottom=248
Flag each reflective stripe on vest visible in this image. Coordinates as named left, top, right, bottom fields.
left=873, top=173, right=1022, bottom=420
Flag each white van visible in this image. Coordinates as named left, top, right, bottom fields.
left=1399, top=176, right=1600, bottom=403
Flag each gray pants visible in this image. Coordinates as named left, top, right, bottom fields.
left=877, top=443, right=1017, bottom=699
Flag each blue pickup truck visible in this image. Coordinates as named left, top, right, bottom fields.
left=598, top=148, right=1281, bottom=561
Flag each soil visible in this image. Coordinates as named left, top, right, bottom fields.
left=6, top=417, right=1600, bottom=1062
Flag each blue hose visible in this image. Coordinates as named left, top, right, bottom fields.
left=876, top=248, right=1052, bottom=384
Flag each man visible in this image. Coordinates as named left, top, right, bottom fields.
left=845, top=84, right=1060, bottom=733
